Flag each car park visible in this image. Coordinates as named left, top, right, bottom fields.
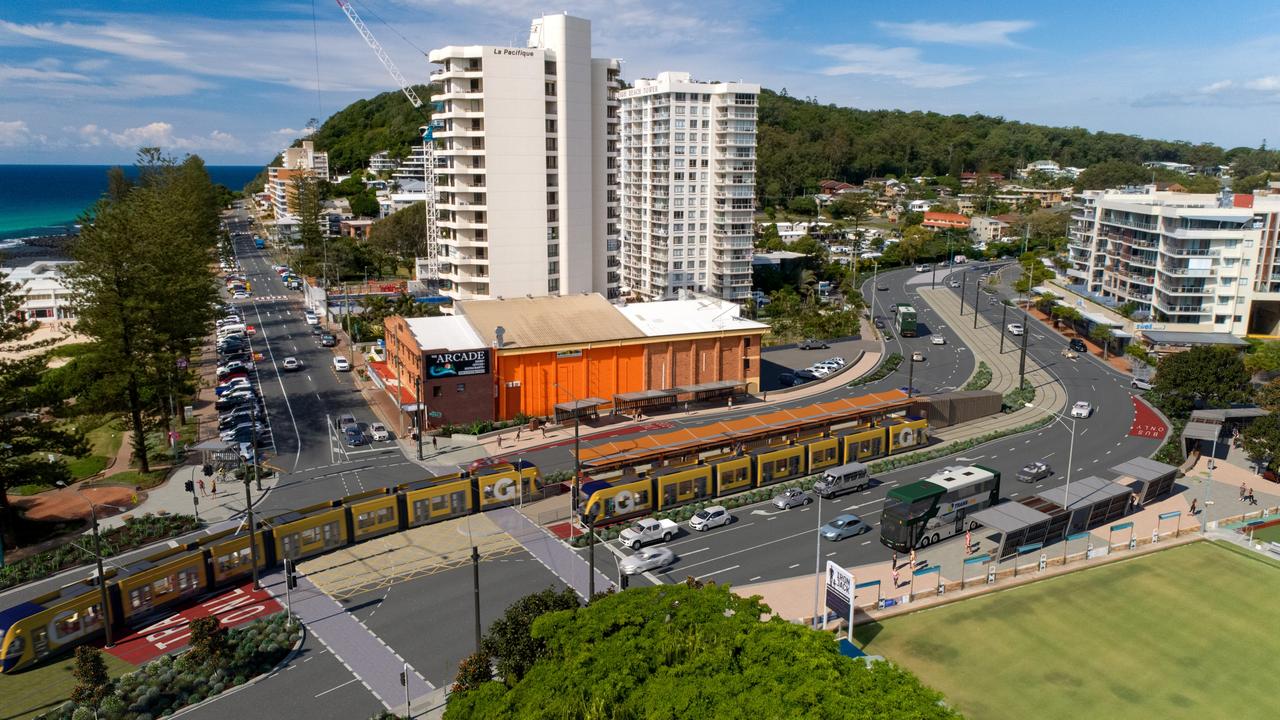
left=808, top=365, right=832, bottom=378
left=215, top=379, right=252, bottom=396
left=813, top=360, right=841, bottom=373
left=1017, top=461, right=1052, bottom=483
left=333, top=356, right=351, bottom=372
left=1007, top=323, right=1024, bottom=336
left=1070, top=401, right=1093, bottom=418
left=777, top=373, right=806, bottom=387
left=216, top=360, right=250, bottom=377
left=799, top=338, right=829, bottom=350
left=689, top=505, right=732, bottom=531
left=772, top=488, right=812, bottom=509
left=215, top=391, right=256, bottom=411
left=820, top=514, right=872, bottom=541
left=619, top=547, right=675, bottom=576
left=320, top=333, right=337, bottom=347
left=368, top=422, right=390, bottom=441
left=931, top=335, right=946, bottom=345
left=1131, top=377, right=1153, bottom=391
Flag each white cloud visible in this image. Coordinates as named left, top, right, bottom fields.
left=0, top=20, right=188, bottom=64
left=1244, top=76, right=1280, bottom=91
left=0, top=119, right=38, bottom=146
left=1199, top=79, right=1233, bottom=94
left=0, top=64, right=91, bottom=83
left=876, top=20, right=1035, bottom=47
left=816, top=44, right=980, bottom=88
left=77, top=121, right=241, bottom=151
left=272, top=127, right=315, bottom=138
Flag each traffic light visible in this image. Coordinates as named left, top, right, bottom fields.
left=620, top=573, right=629, bottom=590
left=399, top=671, right=407, bottom=687
left=184, top=480, right=194, bottom=493
left=286, top=559, right=297, bottom=590
left=202, top=464, right=213, bottom=477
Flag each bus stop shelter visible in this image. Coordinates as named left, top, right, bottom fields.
left=969, top=502, right=1061, bottom=561
left=971, top=475, right=1135, bottom=560
left=675, top=380, right=748, bottom=403
left=1034, top=475, right=1132, bottom=534
left=554, top=398, right=608, bottom=424
left=612, top=389, right=679, bottom=414
left=1110, top=457, right=1178, bottom=505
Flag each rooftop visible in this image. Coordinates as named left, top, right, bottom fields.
left=403, top=315, right=485, bottom=352
left=1140, top=330, right=1249, bottom=347
left=457, top=293, right=644, bottom=349
left=617, top=297, right=768, bottom=337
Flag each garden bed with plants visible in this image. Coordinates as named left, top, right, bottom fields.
left=0, top=514, right=201, bottom=591
left=37, top=614, right=300, bottom=720
left=848, top=352, right=902, bottom=387
left=962, top=361, right=992, bottom=391
left=567, top=415, right=1056, bottom=547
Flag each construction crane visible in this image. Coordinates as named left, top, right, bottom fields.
left=336, top=0, right=441, bottom=293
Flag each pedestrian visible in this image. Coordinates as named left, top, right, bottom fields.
left=1247, top=488, right=1258, bottom=506
left=496, top=435, right=503, bottom=449
left=1240, top=482, right=1247, bottom=501
left=432, top=435, right=438, bottom=450
left=909, top=548, right=916, bottom=569
left=892, top=568, right=900, bottom=588
left=727, top=396, right=734, bottom=409
left=516, top=428, right=521, bottom=442
left=197, top=477, right=206, bottom=497
left=1131, top=492, right=1142, bottom=510
left=1189, top=498, right=1198, bottom=515
left=891, top=552, right=897, bottom=570
left=210, top=477, right=217, bottom=495
left=965, top=530, right=973, bottom=555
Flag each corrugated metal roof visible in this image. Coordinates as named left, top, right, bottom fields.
left=1110, top=457, right=1178, bottom=483
left=404, top=315, right=484, bottom=352
left=1141, top=330, right=1248, bottom=346
left=1036, top=475, right=1131, bottom=511
left=970, top=502, right=1052, bottom=534
left=458, top=294, right=644, bottom=349
left=617, top=297, right=768, bottom=337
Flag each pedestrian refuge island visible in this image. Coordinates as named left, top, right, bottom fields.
left=970, top=457, right=1179, bottom=561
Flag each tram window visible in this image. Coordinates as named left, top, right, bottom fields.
left=301, top=527, right=322, bottom=545
left=54, top=612, right=82, bottom=639
left=431, top=494, right=449, bottom=512
left=358, top=511, right=374, bottom=529
left=129, top=587, right=151, bottom=611
left=152, top=576, right=174, bottom=596
left=178, top=568, right=198, bottom=592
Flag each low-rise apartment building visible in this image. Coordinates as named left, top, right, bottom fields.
left=1067, top=187, right=1280, bottom=337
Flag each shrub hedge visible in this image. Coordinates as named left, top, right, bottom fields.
left=962, top=361, right=992, bottom=391
left=848, top=353, right=903, bottom=387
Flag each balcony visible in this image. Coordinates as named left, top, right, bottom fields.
left=1153, top=299, right=1206, bottom=315
left=1101, top=216, right=1158, bottom=232
left=1159, top=266, right=1213, bottom=277
left=1161, top=246, right=1220, bottom=258
left=1163, top=285, right=1210, bottom=296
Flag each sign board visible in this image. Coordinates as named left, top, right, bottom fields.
left=556, top=349, right=583, bottom=359
left=825, top=560, right=853, bottom=621
left=426, top=349, right=488, bottom=378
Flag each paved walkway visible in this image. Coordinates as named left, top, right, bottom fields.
left=259, top=568, right=435, bottom=713
left=96, top=463, right=282, bottom=531
left=488, top=507, right=612, bottom=600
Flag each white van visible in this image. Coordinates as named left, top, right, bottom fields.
left=217, top=323, right=247, bottom=337
left=813, top=461, right=871, bottom=499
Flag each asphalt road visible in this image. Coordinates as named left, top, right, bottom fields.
left=590, top=261, right=1164, bottom=588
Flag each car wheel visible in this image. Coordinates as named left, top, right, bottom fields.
left=969, top=521, right=980, bottom=531
left=663, top=533, right=673, bottom=542
left=631, top=540, right=641, bottom=551
left=804, top=497, right=813, bottom=506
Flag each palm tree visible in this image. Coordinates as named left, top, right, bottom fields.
left=1089, top=325, right=1115, bottom=359
left=799, top=269, right=818, bottom=306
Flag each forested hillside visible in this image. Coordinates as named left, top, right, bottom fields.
left=755, top=89, right=1279, bottom=203
left=298, top=85, right=431, bottom=173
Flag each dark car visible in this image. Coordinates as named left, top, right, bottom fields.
left=873, top=316, right=886, bottom=329
left=310, top=325, right=323, bottom=336
left=1068, top=338, right=1087, bottom=353
left=344, top=426, right=366, bottom=447
left=320, top=333, right=337, bottom=347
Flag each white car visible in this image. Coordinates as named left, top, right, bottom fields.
left=813, top=360, right=841, bottom=372
left=826, top=356, right=846, bottom=367
left=305, top=312, right=320, bottom=326
left=931, top=336, right=946, bottom=345
left=333, top=356, right=351, bottom=372
left=689, top=505, right=732, bottom=531
left=1070, top=401, right=1093, bottom=419
left=915, top=264, right=930, bottom=273
left=232, top=291, right=250, bottom=300
left=1007, top=323, right=1024, bottom=336
left=282, top=357, right=301, bottom=371
left=619, top=547, right=676, bottom=576
left=911, top=351, right=925, bottom=362
left=949, top=280, right=961, bottom=288
left=808, top=365, right=832, bottom=377
left=368, top=422, right=391, bottom=441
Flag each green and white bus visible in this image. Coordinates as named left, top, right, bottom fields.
left=880, top=464, right=1000, bottom=551
left=896, top=303, right=917, bottom=337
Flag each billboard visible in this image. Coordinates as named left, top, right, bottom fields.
left=426, top=350, right=489, bottom=378
left=825, top=560, right=853, bottom=620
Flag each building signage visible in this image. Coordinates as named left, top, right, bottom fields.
left=825, top=560, right=853, bottom=621
left=492, top=48, right=535, bottom=58
left=426, top=350, right=488, bottom=378
left=1135, top=323, right=1166, bottom=331
left=556, top=349, right=583, bottom=359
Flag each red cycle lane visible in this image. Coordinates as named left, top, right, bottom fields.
left=104, top=582, right=282, bottom=665
left=1129, top=396, right=1168, bottom=439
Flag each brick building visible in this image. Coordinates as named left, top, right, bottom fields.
left=381, top=293, right=768, bottom=426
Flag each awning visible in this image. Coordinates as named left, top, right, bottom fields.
left=1110, top=457, right=1178, bottom=484
left=1036, top=475, right=1131, bottom=511
left=675, top=380, right=747, bottom=397
left=1181, top=422, right=1222, bottom=442
left=554, top=398, right=607, bottom=423
left=613, top=389, right=679, bottom=412
left=970, top=502, right=1052, bottom=534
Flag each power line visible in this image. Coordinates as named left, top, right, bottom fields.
left=311, top=0, right=323, bottom=120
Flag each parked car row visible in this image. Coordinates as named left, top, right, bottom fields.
left=778, top=356, right=847, bottom=388
left=213, top=303, right=269, bottom=460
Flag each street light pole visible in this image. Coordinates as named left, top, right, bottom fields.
left=1000, top=303, right=1008, bottom=353
left=972, top=280, right=980, bottom=330
left=1018, top=308, right=1030, bottom=388
left=416, top=373, right=424, bottom=461
left=245, top=472, right=261, bottom=591
left=61, top=483, right=115, bottom=647
left=811, top=492, right=823, bottom=629
left=587, top=513, right=596, bottom=600
left=959, top=272, right=967, bottom=315
left=870, top=260, right=878, bottom=323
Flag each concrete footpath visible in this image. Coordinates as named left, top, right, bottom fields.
left=97, top=463, right=282, bottom=531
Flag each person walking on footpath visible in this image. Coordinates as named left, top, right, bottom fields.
left=909, top=548, right=917, bottom=569
left=197, top=477, right=206, bottom=497
left=210, top=477, right=217, bottom=495
left=890, top=552, right=897, bottom=570
left=1240, top=481, right=1247, bottom=501
left=965, top=530, right=973, bottom=555
left=432, top=435, right=438, bottom=450
left=1189, top=498, right=1198, bottom=516
left=892, top=568, right=900, bottom=588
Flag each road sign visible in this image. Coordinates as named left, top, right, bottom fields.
left=428, top=411, right=442, bottom=418
left=825, top=560, right=853, bottom=633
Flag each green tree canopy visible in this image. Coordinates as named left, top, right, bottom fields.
left=1151, top=346, right=1250, bottom=418
left=1241, top=412, right=1280, bottom=472
left=445, top=582, right=959, bottom=720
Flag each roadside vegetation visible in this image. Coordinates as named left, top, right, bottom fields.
left=961, top=361, right=993, bottom=391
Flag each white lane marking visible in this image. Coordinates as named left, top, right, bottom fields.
left=844, top=498, right=885, bottom=512
left=315, top=678, right=359, bottom=698
left=861, top=540, right=871, bottom=545
left=246, top=282, right=303, bottom=472
left=825, top=551, right=837, bottom=557
left=678, top=547, right=709, bottom=556
left=695, top=565, right=739, bottom=580
left=788, top=563, right=800, bottom=569
left=748, top=576, right=762, bottom=582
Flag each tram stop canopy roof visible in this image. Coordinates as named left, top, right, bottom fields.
left=1110, top=457, right=1177, bottom=484
left=1037, top=475, right=1131, bottom=511
left=969, top=502, right=1052, bottom=535
left=554, top=398, right=607, bottom=422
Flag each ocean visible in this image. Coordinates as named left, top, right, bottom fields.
left=0, top=164, right=262, bottom=242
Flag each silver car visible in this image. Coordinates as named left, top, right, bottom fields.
left=690, top=505, right=732, bottom=531
left=820, top=514, right=872, bottom=541
left=619, top=547, right=675, bottom=576
left=772, top=488, right=813, bottom=510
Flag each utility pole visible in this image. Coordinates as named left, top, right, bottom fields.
left=959, top=272, right=967, bottom=315
left=906, top=355, right=915, bottom=399
left=245, top=468, right=261, bottom=591
left=973, top=280, right=980, bottom=330
left=1018, top=308, right=1030, bottom=388
left=90, top=505, right=113, bottom=647
left=416, top=373, right=424, bottom=461
left=1000, top=303, right=1008, bottom=353
left=471, top=545, right=482, bottom=652
left=588, top=513, right=597, bottom=599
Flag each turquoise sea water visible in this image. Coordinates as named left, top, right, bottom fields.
left=0, top=164, right=261, bottom=241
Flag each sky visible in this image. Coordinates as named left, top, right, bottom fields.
left=3, top=0, right=1280, bottom=165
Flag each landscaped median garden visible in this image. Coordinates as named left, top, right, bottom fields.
left=0, top=514, right=201, bottom=591
left=32, top=614, right=300, bottom=720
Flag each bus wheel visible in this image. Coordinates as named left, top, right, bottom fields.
left=919, top=535, right=931, bottom=548
left=969, top=521, right=980, bottom=531
left=932, top=533, right=940, bottom=545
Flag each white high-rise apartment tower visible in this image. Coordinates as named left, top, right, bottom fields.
left=618, top=72, right=759, bottom=301
left=427, top=14, right=622, bottom=301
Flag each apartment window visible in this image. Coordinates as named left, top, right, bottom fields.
left=546, top=119, right=557, bottom=132
left=547, top=192, right=558, bottom=205
left=745, top=337, right=752, bottom=349
left=548, top=278, right=560, bottom=293
left=548, top=209, right=558, bottom=222
left=674, top=92, right=686, bottom=101
left=546, top=156, right=557, bottom=169
left=547, top=244, right=559, bottom=257
left=546, top=138, right=557, bottom=151
left=548, top=261, right=559, bottom=275
left=544, top=60, right=556, bottom=74
left=743, top=357, right=751, bottom=370
left=545, top=82, right=556, bottom=96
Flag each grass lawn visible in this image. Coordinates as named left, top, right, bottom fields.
left=0, top=651, right=136, bottom=720
left=89, top=469, right=168, bottom=490
left=1248, top=522, right=1280, bottom=543
left=855, top=541, right=1279, bottom=720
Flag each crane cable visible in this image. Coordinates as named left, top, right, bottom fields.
left=353, top=0, right=430, bottom=57
left=311, top=0, right=323, bottom=122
